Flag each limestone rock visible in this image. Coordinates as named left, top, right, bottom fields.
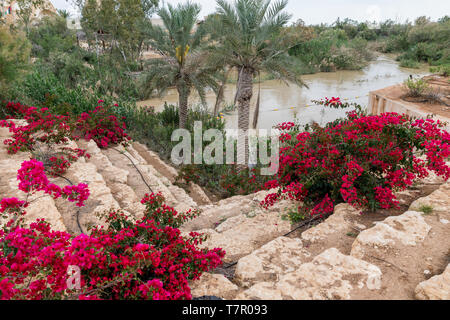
left=189, top=182, right=212, bottom=205
left=24, top=193, right=67, bottom=232
left=278, top=248, right=382, bottom=299
left=136, top=164, right=179, bottom=205
left=234, top=237, right=310, bottom=288
left=409, top=182, right=450, bottom=215
left=200, top=211, right=291, bottom=263
left=109, top=183, right=146, bottom=219
left=237, top=248, right=382, bottom=300
left=132, top=141, right=179, bottom=180
left=415, top=264, right=450, bottom=300
left=235, top=282, right=283, bottom=300
left=189, top=273, right=239, bottom=300
left=181, top=198, right=254, bottom=231
left=215, top=215, right=248, bottom=233
left=168, top=185, right=198, bottom=210
left=250, top=189, right=279, bottom=203
left=351, top=211, right=431, bottom=259
left=301, top=203, right=361, bottom=243
left=66, top=159, right=120, bottom=228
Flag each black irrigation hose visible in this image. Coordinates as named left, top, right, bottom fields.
left=222, top=213, right=329, bottom=269
left=112, top=147, right=154, bottom=194
left=48, top=171, right=86, bottom=235
left=283, top=213, right=326, bottom=237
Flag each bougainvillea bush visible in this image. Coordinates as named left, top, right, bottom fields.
left=262, top=103, right=450, bottom=222
left=0, top=101, right=130, bottom=176
left=73, top=101, right=131, bottom=148
left=0, top=161, right=224, bottom=300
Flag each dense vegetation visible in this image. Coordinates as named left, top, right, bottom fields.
left=377, top=16, right=450, bottom=73
left=288, top=16, right=450, bottom=74
left=286, top=19, right=375, bottom=73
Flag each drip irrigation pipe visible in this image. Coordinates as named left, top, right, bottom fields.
left=112, top=147, right=154, bottom=194
left=48, top=171, right=86, bottom=235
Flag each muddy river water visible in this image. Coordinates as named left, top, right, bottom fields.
left=137, top=55, right=430, bottom=130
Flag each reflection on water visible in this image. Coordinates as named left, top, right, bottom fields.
left=137, top=55, right=430, bottom=130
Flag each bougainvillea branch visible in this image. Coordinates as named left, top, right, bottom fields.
left=0, top=101, right=130, bottom=176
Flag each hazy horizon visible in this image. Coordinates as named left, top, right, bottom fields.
left=52, top=0, right=450, bottom=25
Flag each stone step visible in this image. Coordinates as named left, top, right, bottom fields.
left=234, top=237, right=311, bottom=288
left=63, top=155, right=121, bottom=233
left=3, top=120, right=449, bottom=300
left=132, top=141, right=179, bottom=182
left=132, top=141, right=208, bottom=205
left=188, top=182, right=213, bottom=205
left=188, top=198, right=367, bottom=267
left=300, top=203, right=367, bottom=255
left=193, top=177, right=450, bottom=300
left=77, top=140, right=145, bottom=219
left=189, top=273, right=239, bottom=300
left=101, top=145, right=182, bottom=208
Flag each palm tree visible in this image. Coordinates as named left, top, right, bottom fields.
left=57, top=9, right=71, bottom=20
left=208, top=0, right=306, bottom=166
left=142, top=2, right=218, bottom=129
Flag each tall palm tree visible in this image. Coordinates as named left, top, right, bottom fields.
left=208, top=0, right=306, bottom=166
left=142, top=2, right=218, bottom=129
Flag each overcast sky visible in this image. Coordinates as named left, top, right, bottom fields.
left=51, top=0, right=450, bottom=25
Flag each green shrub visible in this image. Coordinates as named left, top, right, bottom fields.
left=399, top=59, right=420, bottom=69
left=12, top=70, right=134, bottom=116
left=404, top=77, right=429, bottom=97
left=0, top=28, right=31, bottom=99
left=430, top=64, right=450, bottom=76
left=384, top=34, right=410, bottom=53
left=28, top=16, right=77, bottom=59
left=419, top=205, right=433, bottom=215
left=414, top=42, right=442, bottom=62
left=289, top=33, right=372, bottom=72
left=116, top=103, right=226, bottom=161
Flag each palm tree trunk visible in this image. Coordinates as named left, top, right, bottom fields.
left=177, top=84, right=190, bottom=129
left=213, top=68, right=231, bottom=116
left=234, top=67, right=243, bottom=106
left=236, top=67, right=254, bottom=169
left=252, top=73, right=261, bottom=129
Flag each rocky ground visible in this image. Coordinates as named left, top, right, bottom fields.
left=1, top=124, right=449, bottom=300
left=188, top=177, right=450, bottom=300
